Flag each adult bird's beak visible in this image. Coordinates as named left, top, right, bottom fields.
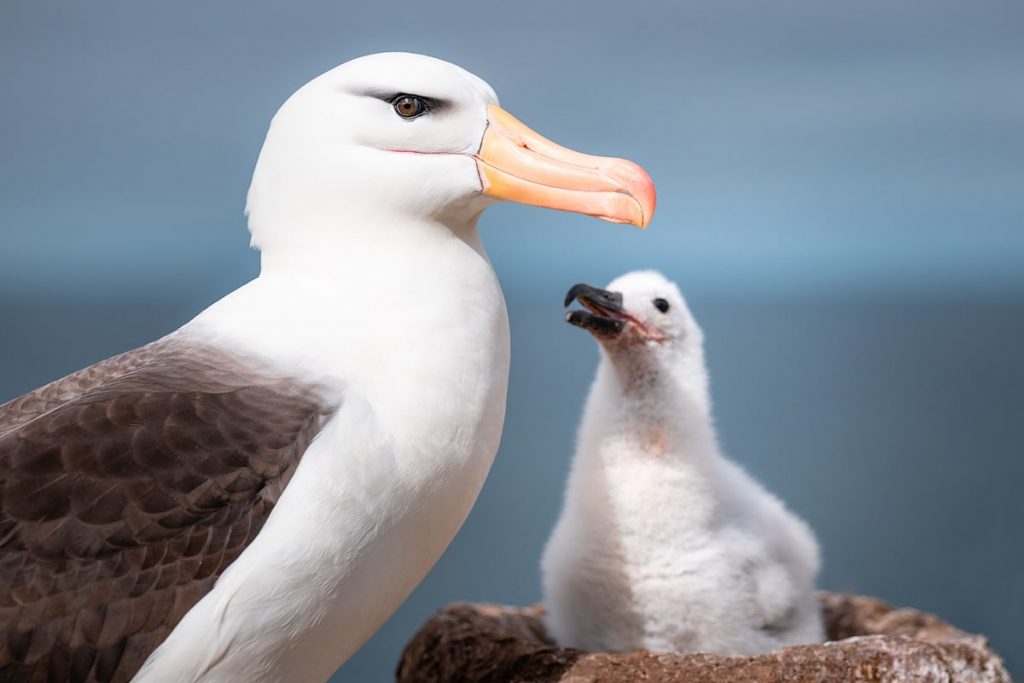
left=475, top=104, right=656, bottom=228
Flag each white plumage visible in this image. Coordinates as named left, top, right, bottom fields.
left=541, top=270, right=823, bottom=656
left=134, top=52, right=513, bottom=683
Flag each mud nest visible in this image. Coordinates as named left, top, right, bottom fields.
left=396, top=593, right=1009, bottom=683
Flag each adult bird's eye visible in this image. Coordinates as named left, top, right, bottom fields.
left=393, top=95, right=427, bottom=119
left=653, top=298, right=670, bottom=313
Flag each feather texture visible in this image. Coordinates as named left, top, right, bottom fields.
left=0, top=337, right=329, bottom=682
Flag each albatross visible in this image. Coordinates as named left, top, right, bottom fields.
left=0, top=52, right=655, bottom=682
left=542, top=272, right=822, bottom=655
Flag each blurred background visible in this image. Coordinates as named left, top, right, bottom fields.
left=2, top=0, right=1022, bottom=679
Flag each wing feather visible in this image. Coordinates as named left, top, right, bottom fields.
left=0, top=337, right=330, bottom=682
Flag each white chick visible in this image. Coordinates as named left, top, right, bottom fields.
left=541, top=271, right=824, bottom=656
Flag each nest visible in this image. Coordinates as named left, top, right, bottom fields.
left=396, top=593, right=1009, bottom=683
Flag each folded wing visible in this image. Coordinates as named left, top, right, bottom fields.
left=0, top=338, right=330, bottom=682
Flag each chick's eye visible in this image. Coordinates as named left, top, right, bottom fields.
left=393, top=95, right=427, bottom=119
left=653, top=298, right=670, bottom=313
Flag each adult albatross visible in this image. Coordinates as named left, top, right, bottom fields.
left=0, top=53, right=655, bottom=682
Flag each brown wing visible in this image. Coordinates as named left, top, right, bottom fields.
left=0, top=342, right=173, bottom=436
left=0, top=338, right=330, bottom=683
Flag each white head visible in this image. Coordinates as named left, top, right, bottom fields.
left=564, top=271, right=708, bottom=402
left=245, top=52, right=656, bottom=269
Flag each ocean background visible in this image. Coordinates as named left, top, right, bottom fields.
left=2, top=0, right=1022, bottom=679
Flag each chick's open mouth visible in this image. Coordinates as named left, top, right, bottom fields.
left=565, top=308, right=628, bottom=338
left=563, top=283, right=667, bottom=342
left=564, top=283, right=630, bottom=339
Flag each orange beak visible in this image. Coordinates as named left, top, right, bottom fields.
left=474, top=104, right=656, bottom=228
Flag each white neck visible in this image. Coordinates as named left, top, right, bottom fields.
left=188, top=211, right=509, bottom=451
left=593, top=349, right=715, bottom=455
left=254, top=205, right=489, bottom=276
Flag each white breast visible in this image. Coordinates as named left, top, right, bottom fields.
left=541, top=359, right=822, bottom=657
left=135, top=224, right=510, bottom=682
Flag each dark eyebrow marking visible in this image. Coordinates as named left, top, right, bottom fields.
left=360, top=90, right=450, bottom=112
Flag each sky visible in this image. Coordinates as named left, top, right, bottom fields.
left=1, top=0, right=1022, bottom=680
left=2, top=0, right=1022, bottom=301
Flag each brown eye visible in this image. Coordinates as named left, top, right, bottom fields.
left=393, top=95, right=427, bottom=119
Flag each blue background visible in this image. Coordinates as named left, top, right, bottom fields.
left=2, top=1, right=1022, bottom=679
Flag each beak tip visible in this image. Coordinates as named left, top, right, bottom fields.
left=631, top=169, right=656, bottom=229
left=610, top=159, right=655, bottom=229
left=564, top=284, right=584, bottom=307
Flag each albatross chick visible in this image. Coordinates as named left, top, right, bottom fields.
left=542, top=270, right=823, bottom=656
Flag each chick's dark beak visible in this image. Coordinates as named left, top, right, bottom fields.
left=564, top=283, right=628, bottom=338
